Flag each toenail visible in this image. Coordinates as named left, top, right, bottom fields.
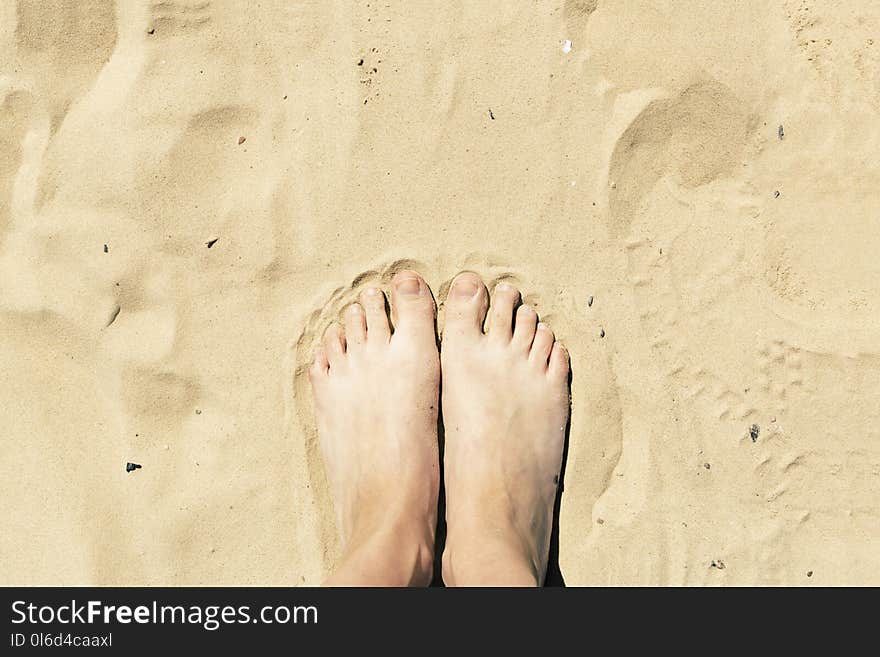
left=497, top=282, right=513, bottom=292
left=394, top=275, right=422, bottom=296
left=451, top=276, right=480, bottom=298
left=347, top=304, right=362, bottom=315
left=365, top=287, right=380, bottom=296
left=538, top=322, right=550, bottom=331
left=520, top=304, right=534, bottom=314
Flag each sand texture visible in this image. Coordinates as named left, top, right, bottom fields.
left=1, top=1, right=879, bottom=585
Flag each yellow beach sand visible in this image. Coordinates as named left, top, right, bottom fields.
left=1, top=0, right=878, bottom=585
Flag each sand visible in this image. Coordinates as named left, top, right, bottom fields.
left=1, top=0, right=878, bottom=586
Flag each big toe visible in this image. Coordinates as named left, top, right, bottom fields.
left=442, top=271, right=488, bottom=343
left=389, top=270, right=436, bottom=343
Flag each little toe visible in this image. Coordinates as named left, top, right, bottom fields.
left=389, top=270, right=436, bottom=345
left=343, top=303, right=367, bottom=351
left=442, top=271, right=488, bottom=342
left=310, top=345, right=329, bottom=380
left=548, top=341, right=570, bottom=380
left=322, top=323, right=347, bottom=368
left=488, top=282, right=520, bottom=344
left=359, top=286, right=391, bottom=344
left=529, top=322, right=554, bottom=369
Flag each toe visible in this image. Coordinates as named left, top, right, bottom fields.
left=359, top=286, right=391, bottom=344
left=529, top=322, right=554, bottom=368
left=322, top=323, right=347, bottom=368
left=343, top=303, right=367, bottom=351
left=512, top=304, right=538, bottom=351
left=488, top=282, right=520, bottom=344
left=389, top=270, right=436, bottom=343
left=442, top=271, right=488, bottom=342
left=309, top=345, right=329, bottom=379
left=548, top=341, right=570, bottom=379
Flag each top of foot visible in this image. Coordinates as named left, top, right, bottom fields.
left=310, top=270, right=440, bottom=585
left=440, top=272, right=570, bottom=586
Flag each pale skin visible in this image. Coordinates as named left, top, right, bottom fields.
left=309, top=270, right=569, bottom=586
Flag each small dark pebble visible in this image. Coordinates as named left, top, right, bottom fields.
left=807, top=570, right=813, bottom=577
left=126, top=462, right=142, bottom=473
left=778, top=124, right=784, bottom=140
left=147, top=27, right=155, bottom=35
left=750, top=423, right=760, bottom=442
left=488, top=108, right=495, bottom=120
left=710, top=560, right=726, bottom=570
left=237, top=136, right=246, bottom=145
left=195, top=409, right=202, bottom=415
left=596, top=518, right=604, bottom=524
left=774, top=190, right=781, bottom=198
left=103, top=244, right=108, bottom=253
left=206, top=238, right=219, bottom=248
left=587, top=295, right=594, bottom=307
left=357, top=58, right=364, bottom=66
left=599, top=327, right=605, bottom=338
left=704, top=463, right=711, bottom=470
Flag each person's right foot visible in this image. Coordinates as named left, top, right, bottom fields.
left=440, top=272, right=570, bottom=586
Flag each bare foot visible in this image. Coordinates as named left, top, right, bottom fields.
left=440, top=273, right=570, bottom=586
left=310, top=270, right=440, bottom=586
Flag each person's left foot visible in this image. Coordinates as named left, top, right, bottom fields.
left=309, top=270, right=440, bottom=585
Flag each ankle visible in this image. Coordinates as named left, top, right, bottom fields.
left=329, top=515, right=435, bottom=586
left=442, top=535, right=541, bottom=586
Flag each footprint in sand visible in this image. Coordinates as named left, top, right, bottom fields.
left=607, top=75, right=880, bottom=427
left=606, top=79, right=756, bottom=239
left=598, top=73, right=880, bottom=582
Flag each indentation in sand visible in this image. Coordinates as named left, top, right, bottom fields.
left=13, top=0, right=116, bottom=132
left=607, top=80, right=756, bottom=237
